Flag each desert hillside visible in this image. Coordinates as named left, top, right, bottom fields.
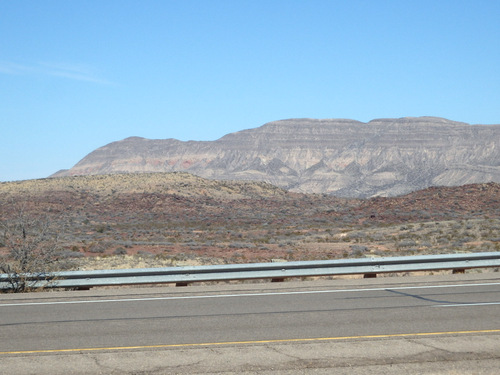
left=1, top=173, right=499, bottom=270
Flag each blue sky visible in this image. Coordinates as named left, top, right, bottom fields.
left=1, top=0, right=500, bottom=182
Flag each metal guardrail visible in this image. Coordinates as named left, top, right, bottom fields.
left=1, top=252, right=500, bottom=290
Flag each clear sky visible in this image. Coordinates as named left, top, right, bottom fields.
left=1, top=0, right=500, bottom=182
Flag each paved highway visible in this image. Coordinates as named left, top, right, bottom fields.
left=1, top=273, right=500, bottom=374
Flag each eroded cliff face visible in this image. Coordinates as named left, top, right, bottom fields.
left=52, top=117, right=500, bottom=197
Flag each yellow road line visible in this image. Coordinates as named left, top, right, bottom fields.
left=2, top=329, right=500, bottom=355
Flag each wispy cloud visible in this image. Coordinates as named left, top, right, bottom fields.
left=39, top=62, right=112, bottom=84
left=0, top=61, right=35, bottom=75
left=0, top=61, right=112, bottom=84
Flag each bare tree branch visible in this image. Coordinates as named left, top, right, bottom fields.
left=0, top=202, right=60, bottom=292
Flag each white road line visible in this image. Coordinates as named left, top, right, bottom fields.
left=2, top=282, right=500, bottom=308
left=434, top=302, right=500, bottom=307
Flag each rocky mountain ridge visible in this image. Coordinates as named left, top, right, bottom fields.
left=52, top=117, right=500, bottom=197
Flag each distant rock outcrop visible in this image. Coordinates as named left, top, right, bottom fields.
left=52, top=117, right=500, bottom=197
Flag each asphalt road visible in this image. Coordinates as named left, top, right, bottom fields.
left=1, top=273, right=500, bottom=374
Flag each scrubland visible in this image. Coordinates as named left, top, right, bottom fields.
left=1, top=173, right=499, bottom=270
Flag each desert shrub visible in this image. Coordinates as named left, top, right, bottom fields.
left=398, top=240, right=417, bottom=248
left=137, top=250, right=153, bottom=257
left=56, top=250, right=85, bottom=259
left=350, top=231, right=368, bottom=240
left=460, top=236, right=476, bottom=243
left=95, top=225, right=107, bottom=233
left=350, top=245, right=368, bottom=257
left=371, top=233, right=385, bottom=241
left=113, top=247, right=128, bottom=255
left=87, top=243, right=106, bottom=253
